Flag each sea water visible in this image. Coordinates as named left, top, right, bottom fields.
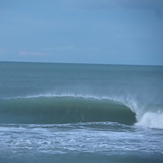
left=0, top=61, right=163, bottom=163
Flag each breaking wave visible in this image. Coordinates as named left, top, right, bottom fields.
left=0, top=95, right=136, bottom=125
left=1, top=94, right=163, bottom=129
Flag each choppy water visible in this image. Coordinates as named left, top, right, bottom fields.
left=0, top=62, right=163, bottom=163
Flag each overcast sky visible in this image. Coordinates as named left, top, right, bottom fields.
left=0, top=0, right=163, bottom=65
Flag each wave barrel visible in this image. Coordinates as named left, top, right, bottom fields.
left=0, top=96, right=136, bottom=125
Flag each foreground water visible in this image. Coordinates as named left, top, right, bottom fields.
left=0, top=62, right=163, bottom=163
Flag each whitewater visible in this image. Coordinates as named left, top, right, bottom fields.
left=0, top=61, right=163, bottom=163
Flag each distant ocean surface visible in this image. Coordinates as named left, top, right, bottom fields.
left=0, top=61, right=163, bottom=163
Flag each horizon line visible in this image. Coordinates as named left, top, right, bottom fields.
left=0, top=60, right=163, bottom=67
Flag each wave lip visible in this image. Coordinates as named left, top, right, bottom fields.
left=0, top=95, right=136, bottom=125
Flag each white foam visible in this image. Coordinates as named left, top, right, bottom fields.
left=136, top=112, right=163, bottom=129
left=10, top=93, right=99, bottom=100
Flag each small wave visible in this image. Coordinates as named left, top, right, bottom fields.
left=0, top=95, right=136, bottom=125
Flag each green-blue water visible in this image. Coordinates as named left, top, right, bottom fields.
left=0, top=61, right=163, bottom=163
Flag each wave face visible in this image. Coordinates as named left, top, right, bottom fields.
left=0, top=95, right=136, bottom=125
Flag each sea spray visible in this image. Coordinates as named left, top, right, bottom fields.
left=136, top=111, right=163, bottom=129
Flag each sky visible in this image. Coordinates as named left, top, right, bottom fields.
left=0, top=0, right=163, bottom=65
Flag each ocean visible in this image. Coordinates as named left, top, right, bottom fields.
left=0, top=61, right=163, bottom=163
